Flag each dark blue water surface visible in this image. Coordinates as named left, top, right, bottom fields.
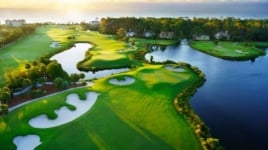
left=145, top=45, right=268, bottom=150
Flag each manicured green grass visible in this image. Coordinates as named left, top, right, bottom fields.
left=77, top=31, right=139, bottom=71
left=0, top=25, right=82, bottom=85
left=0, top=64, right=202, bottom=150
left=190, top=41, right=266, bottom=60
left=130, top=38, right=178, bottom=47
left=248, top=42, right=268, bottom=49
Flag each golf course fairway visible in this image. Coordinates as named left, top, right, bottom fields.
left=0, top=64, right=203, bottom=150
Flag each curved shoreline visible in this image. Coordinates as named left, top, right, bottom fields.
left=2, top=35, right=222, bottom=149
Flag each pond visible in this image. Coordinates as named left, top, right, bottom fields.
left=50, top=43, right=129, bottom=80
left=145, top=45, right=268, bottom=150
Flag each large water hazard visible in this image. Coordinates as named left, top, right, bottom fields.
left=146, top=45, right=268, bottom=150
left=50, top=43, right=129, bottom=80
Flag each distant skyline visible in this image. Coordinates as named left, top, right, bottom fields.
left=1, top=0, right=268, bottom=23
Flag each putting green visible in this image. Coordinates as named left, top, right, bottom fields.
left=0, top=64, right=202, bottom=150
left=190, top=41, right=265, bottom=60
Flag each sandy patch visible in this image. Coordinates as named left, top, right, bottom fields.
left=29, top=92, right=99, bottom=128
left=13, top=135, right=41, bottom=150
left=165, top=66, right=185, bottom=72
left=109, top=77, right=135, bottom=85
left=235, top=49, right=248, bottom=54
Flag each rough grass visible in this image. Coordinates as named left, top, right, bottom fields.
left=0, top=64, right=202, bottom=150
left=190, top=41, right=265, bottom=60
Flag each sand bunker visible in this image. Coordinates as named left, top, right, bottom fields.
left=29, top=92, right=99, bottom=128
left=50, top=41, right=60, bottom=48
left=13, top=135, right=41, bottom=150
left=235, top=49, right=248, bottom=54
left=165, top=66, right=185, bottom=72
left=109, top=77, right=135, bottom=85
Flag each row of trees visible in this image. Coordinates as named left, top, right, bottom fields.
left=95, top=17, right=268, bottom=41
left=172, top=62, right=223, bottom=150
left=0, top=87, right=11, bottom=117
left=0, top=24, right=36, bottom=48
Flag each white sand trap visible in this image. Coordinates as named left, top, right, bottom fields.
left=235, top=49, right=248, bottom=54
left=29, top=92, right=100, bottom=128
left=109, top=77, right=135, bottom=85
left=13, top=135, right=41, bottom=150
left=50, top=41, right=60, bottom=48
left=165, top=66, right=185, bottom=72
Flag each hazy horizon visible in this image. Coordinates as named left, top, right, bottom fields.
left=1, top=1, right=268, bottom=23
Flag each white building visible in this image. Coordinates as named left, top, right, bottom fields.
left=90, top=21, right=100, bottom=26
left=143, top=31, right=154, bottom=38
left=215, top=31, right=230, bottom=40
left=5, top=19, right=25, bottom=27
left=159, top=32, right=174, bottom=39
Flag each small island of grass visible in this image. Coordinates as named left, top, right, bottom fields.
left=190, top=41, right=266, bottom=61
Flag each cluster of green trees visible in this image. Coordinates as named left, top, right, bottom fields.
left=0, top=87, right=11, bottom=117
left=95, top=17, right=268, bottom=41
left=1, top=56, right=87, bottom=116
left=0, top=24, right=36, bottom=48
left=6, top=56, right=85, bottom=97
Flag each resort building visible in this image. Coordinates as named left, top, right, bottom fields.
left=159, top=32, right=174, bottom=39
left=5, top=19, right=25, bottom=27
left=90, top=21, right=100, bottom=26
left=215, top=31, right=230, bottom=40
left=143, top=31, right=154, bottom=38
left=126, top=30, right=136, bottom=37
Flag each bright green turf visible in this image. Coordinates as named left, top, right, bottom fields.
left=130, top=38, right=178, bottom=46
left=0, top=25, right=138, bottom=85
left=0, top=25, right=80, bottom=85
left=0, top=64, right=202, bottom=150
left=77, top=31, right=138, bottom=71
left=190, top=41, right=265, bottom=60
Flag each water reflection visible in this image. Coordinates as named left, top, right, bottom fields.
left=50, top=43, right=129, bottom=80
left=146, top=44, right=268, bottom=150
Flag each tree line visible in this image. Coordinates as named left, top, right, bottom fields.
left=86, top=17, right=268, bottom=42
left=0, top=24, right=36, bottom=48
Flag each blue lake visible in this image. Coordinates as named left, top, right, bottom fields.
left=145, top=45, right=268, bottom=150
